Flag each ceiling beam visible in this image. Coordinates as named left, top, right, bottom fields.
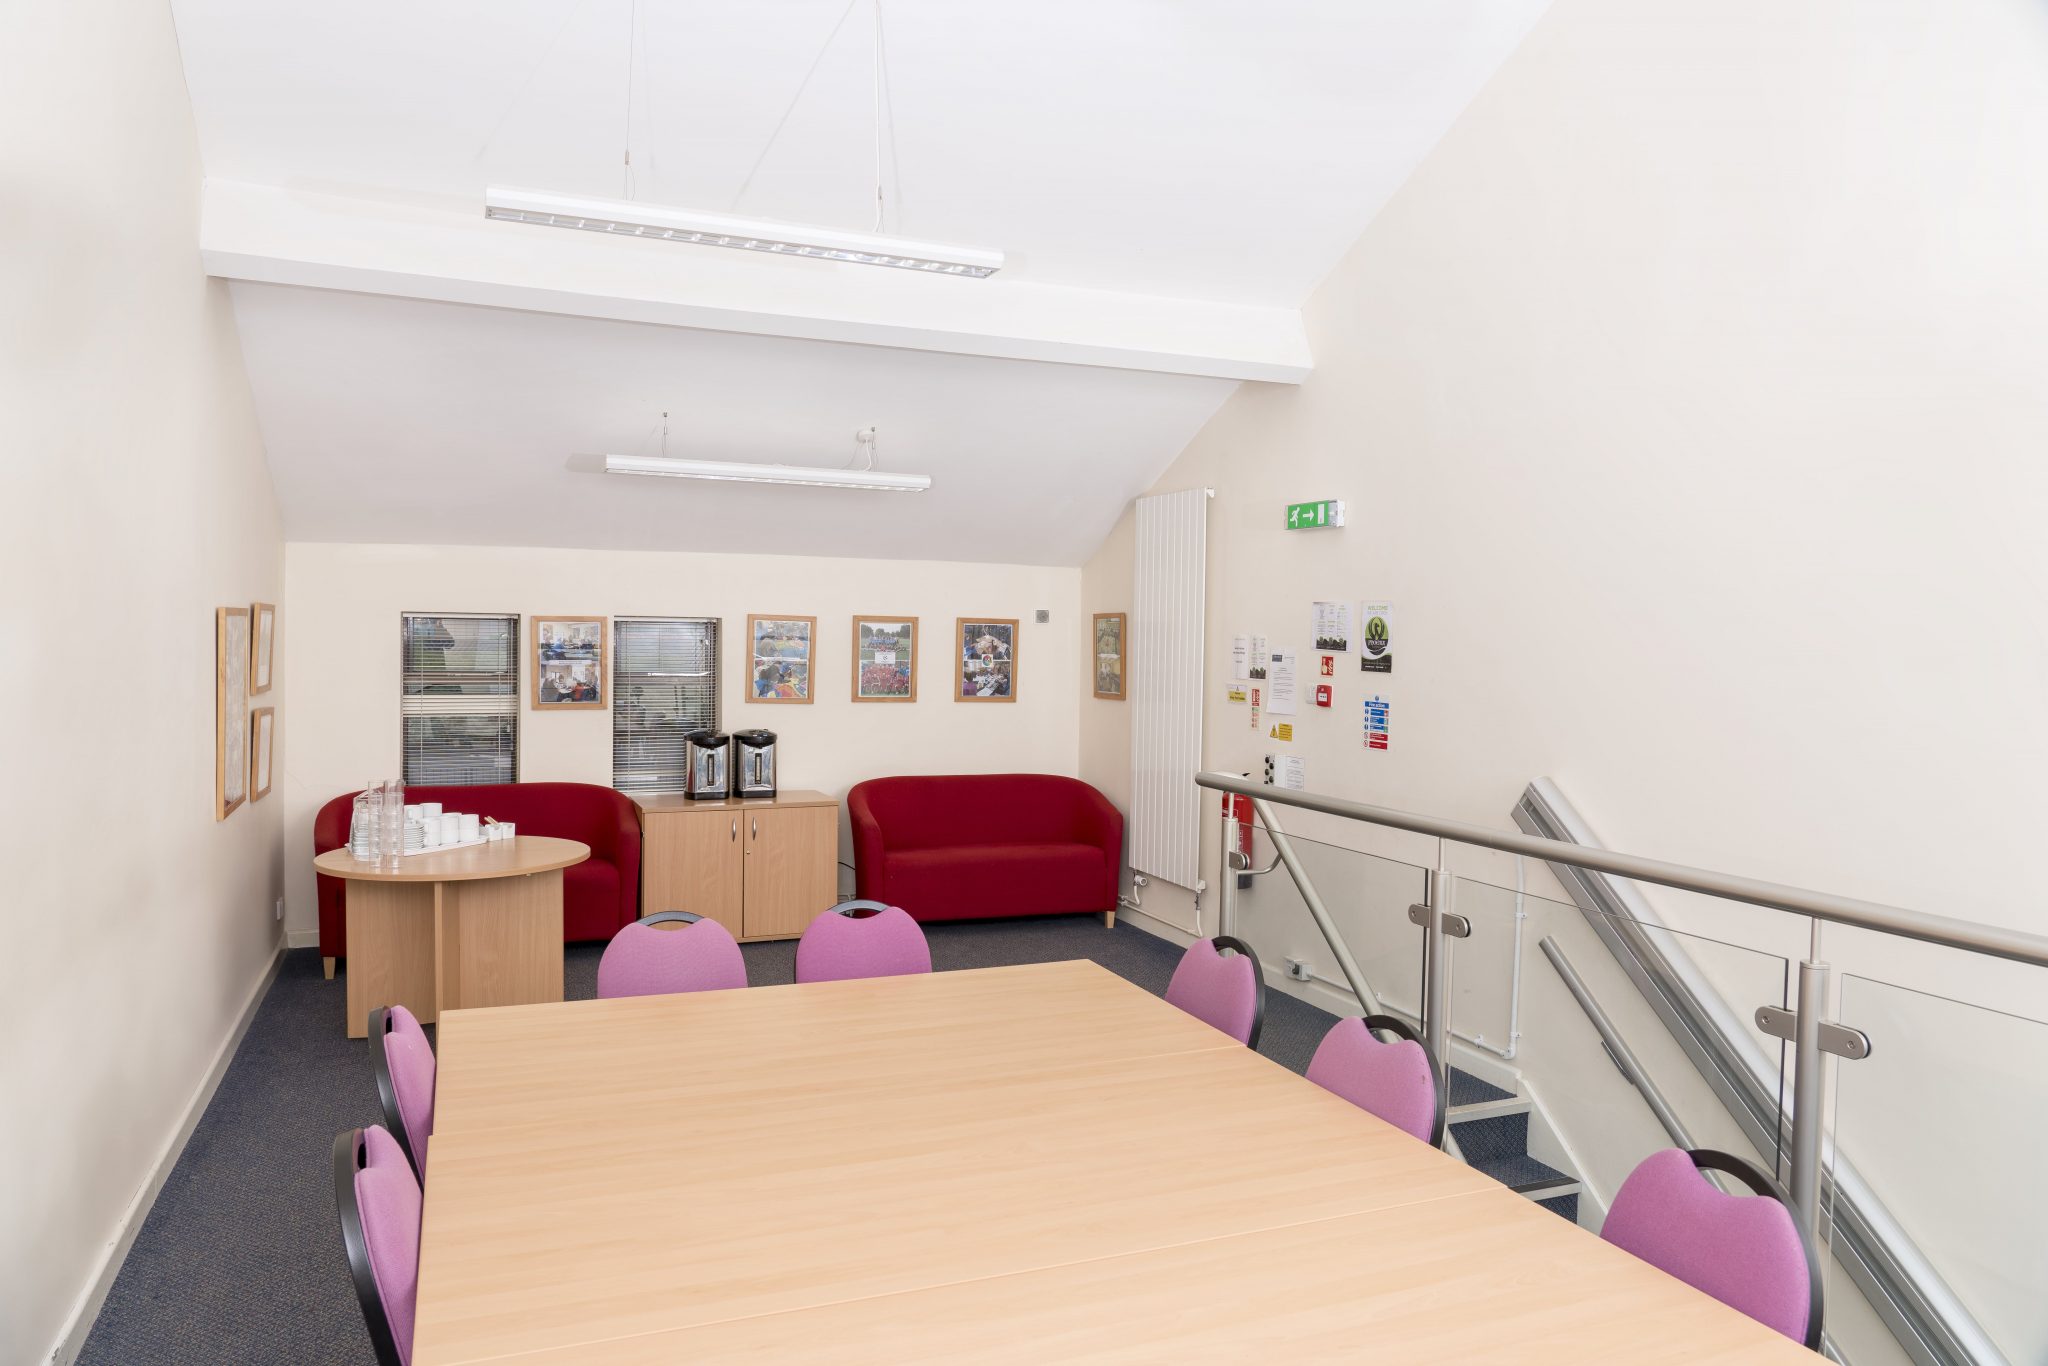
left=199, top=181, right=1312, bottom=384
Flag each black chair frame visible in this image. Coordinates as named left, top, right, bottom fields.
left=365, top=1007, right=421, bottom=1180
left=827, top=899, right=892, bottom=919
left=1687, top=1148, right=1826, bottom=1350
left=1210, top=934, right=1268, bottom=1050
left=331, top=1128, right=406, bottom=1366
left=639, top=910, right=704, bottom=927
left=1358, top=1013, right=1449, bottom=1148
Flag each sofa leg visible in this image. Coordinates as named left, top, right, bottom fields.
left=1103, top=909, right=1116, bottom=929
left=323, top=956, right=336, bottom=980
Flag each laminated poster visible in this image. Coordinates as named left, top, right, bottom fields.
left=1267, top=648, right=1298, bottom=715
left=1247, top=636, right=1269, bottom=681
left=1250, top=686, right=1262, bottom=730
left=1364, top=694, right=1391, bottom=751
left=1359, top=603, right=1393, bottom=674
left=1312, top=600, right=1353, bottom=653
left=1276, top=755, right=1308, bottom=791
left=1226, top=685, right=1248, bottom=704
left=1231, top=635, right=1250, bottom=681
left=1268, top=722, right=1294, bottom=742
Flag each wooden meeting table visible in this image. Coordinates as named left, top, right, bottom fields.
left=313, top=836, right=587, bottom=1038
left=412, top=960, right=1817, bottom=1363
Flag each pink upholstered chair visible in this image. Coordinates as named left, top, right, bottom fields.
left=1305, top=1014, right=1445, bottom=1145
left=597, top=911, right=749, bottom=999
left=333, top=1125, right=422, bottom=1366
left=1600, top=1147, right=1823, bottom=1348
left=368, top=1006, right=434, bottom=1179
left=794, top=902, right=932, bottom=984
left=1163, top=935, right=1265, bottom=1047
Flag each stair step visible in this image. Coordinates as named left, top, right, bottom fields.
left=1446, top=1094, right=1530, bottom=1123
left=1447, top=1068, right=1512, bottom=1108
left=1536, top=1190, right=1581, bottom=1224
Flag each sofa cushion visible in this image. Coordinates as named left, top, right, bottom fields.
left=562, top=860, right=622, bottom=943
left=883, top=844, right=1107, bottom=921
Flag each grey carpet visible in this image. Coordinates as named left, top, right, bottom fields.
left=78, top=918, right=1343, bottom=1365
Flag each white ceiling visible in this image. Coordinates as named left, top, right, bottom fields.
left=173, top=1, right=1549, bottom=562
left=231, top=283, right=1234, bottom=564
left=173, top=0, right=1548, bottom=305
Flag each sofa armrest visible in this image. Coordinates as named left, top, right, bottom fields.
left=846, top=782, right=890, bottom=900
left=1073, top=784, right=1125, bottom=910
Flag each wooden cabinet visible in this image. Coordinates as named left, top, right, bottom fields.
left=634, top=791, right=839, bottom=941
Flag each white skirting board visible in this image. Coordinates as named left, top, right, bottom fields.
left=1129, top=486, right=1209, bottom=892
left=46, top=938, right=286, bottom=1365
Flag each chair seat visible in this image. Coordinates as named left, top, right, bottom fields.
left=883, top=844, right=1106, bottom=921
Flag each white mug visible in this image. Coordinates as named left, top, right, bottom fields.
left=497, top=823, right=516, bottom=842
left=438, top=813, right=461, bottom=845
left=418, top=802, right=443, bottom=821
left=421, top=819, right=442, bottom=848
left=460, top=813, right=481, bottom=842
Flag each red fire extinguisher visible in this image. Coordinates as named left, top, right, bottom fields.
left=1223, top=790, right=1253, bottom=888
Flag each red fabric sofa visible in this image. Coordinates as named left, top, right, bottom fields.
left=313, top=782, right=642, bottom=960
left=847, top=774, right=1124, bottom=924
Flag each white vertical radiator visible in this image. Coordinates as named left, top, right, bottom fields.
left=1129, top=487, right=1209, bottom=893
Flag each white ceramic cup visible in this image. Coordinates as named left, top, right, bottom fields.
left=403, top=804, right=421, bottom=821
left=438, top=813, right=461, bottom=845
left=418, top=802, right=443, bottom=821
left=497, top=823, right=516, bottom=842
left=460, top=813, right=481, bottom=842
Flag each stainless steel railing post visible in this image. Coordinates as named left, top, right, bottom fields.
left=1421, top=862, right=1453, bottom=1093
left=1789, top=920, right=1829, bottom=1244
left=1250, top=798, right=1382, bottom=1017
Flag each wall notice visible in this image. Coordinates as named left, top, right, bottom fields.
left=1226, top=685, right=1247, bottom=704
left=1267, top=648, right=1298, bottom=715
left=1248, top=635, right=1269, bottom=680
left=1312, top=600, right=1353, bottom=653
left=1275, top=755, right=1307, bottom=791
left=1359, top=603, right=1393, bottom=674
left=1231, top=635, right=1250, bottom=680
left=1364, top=694, right=1390, bottom=750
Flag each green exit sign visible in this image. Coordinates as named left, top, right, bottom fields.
left=1285, top=499, right=1345, bottom=530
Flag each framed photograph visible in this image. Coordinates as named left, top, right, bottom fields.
left=852, top=616, right=917, bottom=703
left=532, top=616, right=606, bottom=709
left=215, top=606, right=250, bottom=820
left=955, top=617, right=1018, bottom=703
left=748, top=615, right=815, bottom=703
left=1092, top=612, right=1126, bottom=700
left=249, top=706, right=275, bottom=802
left=250, top=601, right=276, bottom=695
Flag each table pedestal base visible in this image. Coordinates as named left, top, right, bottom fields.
left=344, top=870, right=565, bottom=1038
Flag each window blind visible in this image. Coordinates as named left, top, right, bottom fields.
left=612, top=617, right=719, bottom=794
left=400, top=613, right=519, bottom=786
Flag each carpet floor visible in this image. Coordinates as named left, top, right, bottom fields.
left=78, top=918, right=1340, bottom=1365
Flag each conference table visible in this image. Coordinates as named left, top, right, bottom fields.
left=413, top=960, right=1815, bottom=1363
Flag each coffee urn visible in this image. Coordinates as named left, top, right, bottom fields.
left=683, top=731, right=731, bottom=799
left=732, top=729, right=778, bottom=799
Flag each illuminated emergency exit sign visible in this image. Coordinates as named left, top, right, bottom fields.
left=1285, top=499, right=1345, bottom=530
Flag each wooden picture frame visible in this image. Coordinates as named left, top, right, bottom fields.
left=250, top=601, right=276, bottom=695
left=955, top=617, right=1019, bottom=703
left=852, top=616, right=918, bottom=703
left=532, top=616, right=606, bottom=709
left=747, top=615, right=816, bottom=703
left=215, top=606, right=250, bottom=820
left=249, top=706, right=276, bottom=802
left=1092, top=612, right=1127, bottom=700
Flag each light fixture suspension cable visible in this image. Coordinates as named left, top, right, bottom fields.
left=622, top=0, right=639, bottom=198
left=871, top=0, right=885, bottom=231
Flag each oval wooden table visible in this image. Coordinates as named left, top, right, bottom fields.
left=314, top=836, right=589, bottom=1038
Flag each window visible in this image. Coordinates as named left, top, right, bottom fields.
left=612, top=617, right=719, bottom=793
left=400, top=613, right=519, bottom=786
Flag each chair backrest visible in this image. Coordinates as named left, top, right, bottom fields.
left=1600, top=1147, right=1823, bottom=1348
left=332, top=1125, right=422, bottom=1366
left=1163, top=935, right=1266, bottom=1047
left=368, top=1006, right=435, bottom=1179
left=794, top=903, right=932, bottom=983
left=596, top=912, right=749, bottom=999
left=1305, top=1014, right=1445, bottom=1145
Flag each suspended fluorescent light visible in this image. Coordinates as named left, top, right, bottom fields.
left=602, top=454, right=932, bottom=492
left=485, top=187, right=1003, bottom=279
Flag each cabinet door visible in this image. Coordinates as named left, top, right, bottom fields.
left=742, top=806, right=838, bottom=940
left=644, top=809, right=745, bottom=938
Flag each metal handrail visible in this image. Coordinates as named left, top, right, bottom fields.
left=1196, top=771, right=2048, bottom=970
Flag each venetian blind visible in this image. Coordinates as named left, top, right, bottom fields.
left=399, top=612, right=519, bottom=786
left=612, top=617, right=720, bottom=794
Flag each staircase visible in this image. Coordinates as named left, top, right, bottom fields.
left=1446, top=1068, right=1584, bottom=1224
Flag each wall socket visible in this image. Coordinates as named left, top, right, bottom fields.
left=1034, top=609, right=1050, bottom=624
left=274, top=897, right=285, bottom=921
left=1284, top=958, right=1313, bottom=982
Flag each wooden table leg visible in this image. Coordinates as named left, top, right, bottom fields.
left=436, top=870, right=566, bottom=1014
left=344, top=880, right=438, bottom=1039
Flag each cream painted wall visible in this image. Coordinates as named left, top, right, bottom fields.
left=1082, top=1, right=2048, bottom=1358
left=0, top=1, right=285, bottom=1360
left=281, top=542, right=1082, bottom=937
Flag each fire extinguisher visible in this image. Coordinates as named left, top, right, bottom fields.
left=1223, top=788, right=1253, bottom=889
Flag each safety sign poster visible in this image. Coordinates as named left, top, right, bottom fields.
left=1359, top=603, right=1393, bottom=674
left=1364, top=694, right=1390, bottom=751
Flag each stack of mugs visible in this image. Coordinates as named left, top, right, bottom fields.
left=400, top=803, right=513, bottom=851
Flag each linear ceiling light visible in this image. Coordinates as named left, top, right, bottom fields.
left=485, top=187, right=1003, bottom=279
left=602, top=454, right=931, bottom=492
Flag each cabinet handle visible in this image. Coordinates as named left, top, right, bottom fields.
left=751, top=816, right=759, bottom=841
left=730, top=818, right=736, bottom=842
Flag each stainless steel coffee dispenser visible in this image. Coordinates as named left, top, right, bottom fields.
left=732, top=729, right=777, bottom=799
left=683, top=731, right=730, bottom=799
